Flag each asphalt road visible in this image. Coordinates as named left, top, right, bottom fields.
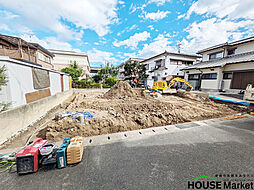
left=1, top=117, right=254, bottom=190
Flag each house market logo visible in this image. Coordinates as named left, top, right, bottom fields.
left=188, top=175, right=254, bottom=189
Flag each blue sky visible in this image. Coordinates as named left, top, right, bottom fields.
left=0, top=0, right=254, bottom=66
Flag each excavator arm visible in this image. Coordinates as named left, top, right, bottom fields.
left=152, top=77, right=192, bottom=91
left=167, top=77, right=192, bottom=88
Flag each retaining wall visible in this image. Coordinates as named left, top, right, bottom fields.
left=0, top=89, right=73, bottom=145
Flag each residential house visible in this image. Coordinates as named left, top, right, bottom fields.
left=116, top=58, right=144, bottom=80
left=50, top=49, right=90, bottom=78
left=90, top=66, right=102, bottom=77
left=30, top=43, right=54, bottom=69
left=141, top=51, right=200, bottom=88
left=0, top=34, right=38, bottom=65
left=0, top=34, right=54, bottom=69
left=183, top=36, right=254, bottom=92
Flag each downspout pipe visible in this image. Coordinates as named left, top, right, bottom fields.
left=197, top=69, right=203, bottom=91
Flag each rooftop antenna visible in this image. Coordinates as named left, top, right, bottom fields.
left=176, top=42, right=181, bottom=53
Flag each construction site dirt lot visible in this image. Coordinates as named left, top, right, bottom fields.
left=0, top=82, right=248, bottom=150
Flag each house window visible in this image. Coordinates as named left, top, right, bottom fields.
left=223, top=73, right=232, bottom=79
left=227, top=48, right=236, bottom=56
left=38, top=52, right=44, bottom=61
left=202, top=73, right=217, bottom=79
left=182, top=61, right=193, bottom=65
left=209, top=52, right=223, bottom=60
left=188, top=74, right=199, bottom=80
left=45, top=56, right=51, bottom=63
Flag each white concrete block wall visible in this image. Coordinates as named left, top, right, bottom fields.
left=63, top=75, right=70, bottom=91
left=0, top=57, right=70, bottom=109
left=2, top=60, right=35, bottom=108
left=49, top=72, right=61, bottom=95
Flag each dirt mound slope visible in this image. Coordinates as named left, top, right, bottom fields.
left=176, top=90, right=210, bottom=102
left=103, top=81, right=147, bottom=99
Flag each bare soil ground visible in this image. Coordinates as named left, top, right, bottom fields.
left=0, top=81, right=247, bottom=150
left=41, top=82, right=247, bottom=141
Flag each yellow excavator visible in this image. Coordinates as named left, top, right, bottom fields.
left=152, top=77, right=192, bottom=94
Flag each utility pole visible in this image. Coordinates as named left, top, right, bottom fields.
left=176, top=42, right=181, bottom=54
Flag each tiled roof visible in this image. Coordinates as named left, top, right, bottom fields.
left=0, top=34, right=36, bottom=49
left=183, top=51, right=254, bottom=70
left=30, top=43, right=54, bottom=57
left=197, top=36, right=254, bottom=54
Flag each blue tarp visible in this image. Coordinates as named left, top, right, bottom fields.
left=209, top=96, right=250, bottom=106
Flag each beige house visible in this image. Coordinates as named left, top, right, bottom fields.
left=50, top=49, right=90, bottom=78
left=183, top=36, right=254, bottom=92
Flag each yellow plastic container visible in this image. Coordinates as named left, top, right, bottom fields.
left=66, top=137, right=84, bottom=164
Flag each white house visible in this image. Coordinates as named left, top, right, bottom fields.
left=116, top=58, right=144, bottom=80
left=50, top=49, right=90, bottom=78
left=183, top=36, right=254, bottom=92
left=90, top=66, right=102, bottom=77
left=140, top=51, right=200, bottom=88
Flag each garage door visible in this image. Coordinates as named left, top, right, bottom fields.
left=231, top=71, right=254, bottom=89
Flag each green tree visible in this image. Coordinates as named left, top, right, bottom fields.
left=97, top=62, right=118, bottom=80
left=0, top=65, right=8, bottom=90
left=0, top=65, right=11, bottom=112
left=61, top=61, right=83, bottom=81
left=124, top=61, right=147, bottom=83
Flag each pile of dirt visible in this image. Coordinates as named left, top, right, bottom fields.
left=39, top=91, right=247, bottom=141
left=103, top=81, right=147, bottom=99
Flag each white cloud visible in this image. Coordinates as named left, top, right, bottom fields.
left=186, top=0, right=254, bottom=19
left=113, top=31, right=150, bottom=49
left=148, top=25, right=154, bottom=30
left=123, top=52, right=137, bottom=58
left=129, top=3, right=146, bottom=14
left=0, top=0, right=118, bottom=38
left=21, top=34, right=74, bottom=51
left=142, top=10, right=170, bottom=21
left=177, top=14, right=185, bottom=20
left=148, top=0, right=171, bottom=6
left=180, top=0, right=254, bottom=53
left=137, top=34, right=175, bottom=58
left=0, top=10, right=19, bottom=19
left=116, top=24, right=137, bottom=37
left=0, top=24, right=10, bottom=32
left=87, top=48, right=119, bottom=66
left=128, top=24, right=137, bottom=31
left=118, top=1, right=125, bottom=5
left=181, top=18, right=254, bottom=53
